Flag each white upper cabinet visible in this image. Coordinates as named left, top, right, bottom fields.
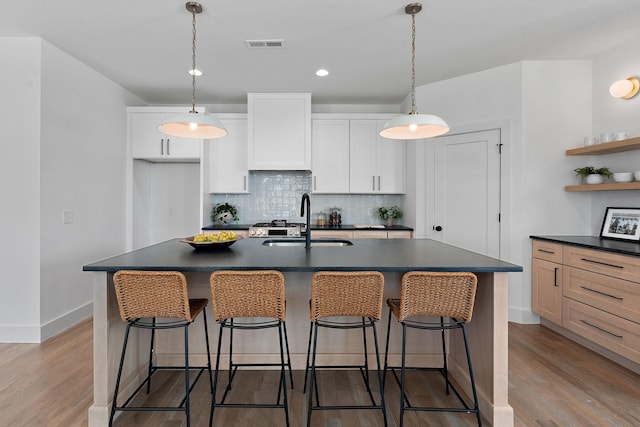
left=207, top=117, right=248, bottom=193
left=312, top=119, right=350, bottom=193
left=247, top=93, right=311, bottom=170
left=349, top=119, right=405, bottom=194
left=128, top=107, right=203, bottom=162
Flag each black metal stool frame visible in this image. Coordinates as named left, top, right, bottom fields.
left=305, top=316, right=388, bottom=427
left=109, top=310, right=213, bottom=427
left=383, top=312, right=482, bottom=427
left=209, top=318, right=290, bottom=427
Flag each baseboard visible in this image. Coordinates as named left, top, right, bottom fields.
left=509, top=306, right=540, bottom=324
left=40, top=302, right=93, bottom=341
left=0, top=325, right=42, bottom=343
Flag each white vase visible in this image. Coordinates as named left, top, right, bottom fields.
left=585, top=174, right=604, bottom=185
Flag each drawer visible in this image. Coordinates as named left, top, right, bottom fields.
left=563, top=298, right=640, bottom=363
left=564, top=266, right=640, bottom=324
left=564, top=246, right=640, bottom=283
left=532, top=240, right=563, bottom=263
left=387, top=231, right=412, bottom=239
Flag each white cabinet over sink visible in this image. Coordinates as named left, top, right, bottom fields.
left=311, top=119, right=350, bottom=193
left=247, top=93, right=311, bottom=170
left=127, top=106, right=204, bottom=162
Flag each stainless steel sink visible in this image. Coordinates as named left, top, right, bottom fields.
left=262, top=239, right=353, bottom=247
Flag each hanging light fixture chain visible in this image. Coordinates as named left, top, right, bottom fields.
left=410, top=12, right=417, bottom=114
left=190, top=4, right=197, bottom=113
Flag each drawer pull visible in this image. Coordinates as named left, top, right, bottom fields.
left=538, top=249, right=555, bottom=254
left=554, top=268, right=559, bottom=287
left=580, top=258, right=624, bottom=269
left=579, top=320, right=623, bottom=339
left=579, top=286, right=624, bottom=301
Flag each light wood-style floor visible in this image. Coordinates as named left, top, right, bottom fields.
left=1, top=319, right=639, bottom=426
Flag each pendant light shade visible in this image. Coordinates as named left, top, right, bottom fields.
left=158, top=2, right=227, bottom=139
left=380, top=3, right=449, bottom=140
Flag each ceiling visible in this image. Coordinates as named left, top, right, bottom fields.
left=3, top=0, right=640, bottom=105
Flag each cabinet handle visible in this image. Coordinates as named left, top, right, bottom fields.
left=580, top=258, right=624, bottom=269
left=377, top=176, right=381, bottom=191
left=161, top=139, right=164, bottom=155
left=243, top=175, right=247, bottom=191
left=554, top=267, right=559, bottom=287
left=167, top=138, right=170, bottom=155
left=579, top=319, right=623, bottom=339
left=372, top=176, right=375, bottom=191
left=313, top=176, right=316, bottom=191
left=538, top=249, right=555, bottom=255
left=579, top=285, right=623, bottom=301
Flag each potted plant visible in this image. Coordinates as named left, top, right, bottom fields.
left=574, top=166, right=612, bottom=184
left=211, top=202, right=239, bottom=225
left=378, top=205, right=403, bottom=227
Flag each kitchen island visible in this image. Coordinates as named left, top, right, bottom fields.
left=84, top=237, right=521, bottom=426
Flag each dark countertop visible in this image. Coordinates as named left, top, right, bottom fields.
left=202, top=224, right=414, bottom=232
left=84, top=237, right=521, bottom=273
left=530, top=235, right=640, bottom=257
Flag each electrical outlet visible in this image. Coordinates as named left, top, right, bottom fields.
left=63, top=210, right=74, bottom=224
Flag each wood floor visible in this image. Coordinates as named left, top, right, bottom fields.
left=1, top=319, right=639, bottom=426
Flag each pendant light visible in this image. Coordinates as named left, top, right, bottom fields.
left=158, top=2, right=227, bottom=139
left=379, top=3, right=449, bottom=140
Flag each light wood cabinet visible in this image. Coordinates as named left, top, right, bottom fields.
left=311, top=119, right=350, bottom=193
left=312, top=230, right=354, bottom=239
left=349, top=119, right=405, bottom=194
left=531, top=241, right=563, bottom=325
left=208, top=117, right=248, bottom=193
left=312, top=230, right=412, bottom=239
left=531, top=239, right=640, bottom=364
left=247, top=93, right=311, bottom=170
left=565, top=136, right=640, bottom=192
left=128, top=107, right=203, bottom=162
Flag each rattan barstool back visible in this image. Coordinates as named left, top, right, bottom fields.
left=310, top=271, right=384, bottom=321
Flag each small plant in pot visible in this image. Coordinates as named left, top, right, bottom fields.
left=574, top=166, right=612, bottom=185
left=211, top=202, right=239, bottom=225
left=378, top=205, right=403, bottom=227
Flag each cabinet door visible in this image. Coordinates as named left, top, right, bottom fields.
left=208, top=118, right=248, bottom=193
left=312, top=119, right=350, bottom=193
left=353, top=230, right=388, bottom=238
left=349, top=119, right=378, bottom=193
left=130, top=112, right=201, bottom=161
left=376, top=120, right=405, bottom=193
left=248, top=93, right=311, bottom=170
left=531, top=258, right=563, bottom=324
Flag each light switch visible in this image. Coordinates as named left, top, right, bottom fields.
left=63, top=210, right=74, bottom=224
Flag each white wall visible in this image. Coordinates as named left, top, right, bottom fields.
left=0, top=37, right=142, bottom=342
left=408, top=60, right=592, bottom=323
left=0, top=38, right=43, bottom=341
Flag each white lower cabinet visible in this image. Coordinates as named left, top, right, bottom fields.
left=128, top=107, right=203, bottom=162
left=207, top=117, right=248, bottom=193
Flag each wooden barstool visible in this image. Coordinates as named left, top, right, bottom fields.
left=305, top=271, right=388, bottom=427
left=110, top=270, right=212, bottom=427
left=209, top=270, right=290, bottom=427
left=383, top=271, right=482, bottom=426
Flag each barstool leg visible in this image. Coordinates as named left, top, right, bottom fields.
left=361, top=317, right=371, bottom=394
left=283, top=321, right=294, bottom=389
left=371, top=321, right=388, bottom=427
left=109, top=323, right=132, bottom=427
left=383, top=308, right=393, bottom=390
left=303, top=321, right=313, bottom=392
left=209, top=323, right=225, bottom=427
left=202, top=309, right=213, bottom=393
left=146, top=318, right=155, bottom=394
left=184, top=324, right=191, bottom=427
left=462, top=324, right=482, bottom=426
left=440, top=316, right=450, bottom=395
left=228, top=319, right=234, bottom=390
left=399, top=323, right=408, bottom=427
left=306, top=322, right=320, bottom=427
left=278, top=322, right=291, bottom=427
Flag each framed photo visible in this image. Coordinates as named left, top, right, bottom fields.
left=600, top=207, right=640, bottom=241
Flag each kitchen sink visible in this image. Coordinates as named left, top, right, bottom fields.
left=262, top=239, right=353, bottom=247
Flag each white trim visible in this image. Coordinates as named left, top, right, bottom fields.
left=40, top=301, right=93, bottom=341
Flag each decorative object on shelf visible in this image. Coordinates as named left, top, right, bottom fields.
left=574, top=166, right=612, bottom=184
left=379, top=3, right=449, bottom=140
left=583, top=136, right=600, bottom=146
left=609, top=77, right=639, bottom=99
left=378, top=205, right=403, bottom=227
left=157, top=2, right=227, bottom=139
left=211, top=203, right=239, bottom=225
left=613, top=172, right=633, bottom=183
left=600, top=207, right=640, bottom=241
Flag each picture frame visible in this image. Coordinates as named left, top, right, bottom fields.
left=600, top=207, right=640, bottom=241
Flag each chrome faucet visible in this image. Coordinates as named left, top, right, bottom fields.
left=300, top=193, right=311, bottom=249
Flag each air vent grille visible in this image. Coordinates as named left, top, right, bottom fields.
left=245, top=39, right=285, bottom=48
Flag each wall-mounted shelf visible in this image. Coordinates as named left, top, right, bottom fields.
left=566, top=136, right=640, bottom=156
left=566, top=182, right=640, bottom=192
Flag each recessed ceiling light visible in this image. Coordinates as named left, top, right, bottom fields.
left=316, top=69, right=329, bottom=77
left=188, top=69, right=203, bottom=76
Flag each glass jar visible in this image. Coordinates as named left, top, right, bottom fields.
left=317, top=212, right=326, bottom=226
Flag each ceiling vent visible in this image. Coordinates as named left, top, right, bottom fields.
left=245, top=39, right=285, bottom=48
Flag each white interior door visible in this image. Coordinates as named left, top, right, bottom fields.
left=432, top=129, right=501, bottom=257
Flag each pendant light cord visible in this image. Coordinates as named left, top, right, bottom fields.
left=410, top=12, right=417, bottom=115
left=190, top=6, right=197, bottom=114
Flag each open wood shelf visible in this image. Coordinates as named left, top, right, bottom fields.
left=565, top=182, right=640, bottom=192
left=566, top=136, right=640, bottom=156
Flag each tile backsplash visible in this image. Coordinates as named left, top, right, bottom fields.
left=209, top=171, right=404, bottom=225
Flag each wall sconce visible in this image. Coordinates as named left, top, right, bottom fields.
left=609, top=77, right=639, bottom=99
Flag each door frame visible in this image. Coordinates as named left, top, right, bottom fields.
left=416, top=119, right=512, bottom=261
